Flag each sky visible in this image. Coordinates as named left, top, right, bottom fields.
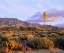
left=0, top=0, right=64, bottom=26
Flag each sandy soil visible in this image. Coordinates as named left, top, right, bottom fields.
left=26, top=49, right=64, bottom=53
left=0, top=49, right=64, bottom=53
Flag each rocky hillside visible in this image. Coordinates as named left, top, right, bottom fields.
left=0, top=18, right=58, bottom=29
left=0, top=18, right=31, bottom=27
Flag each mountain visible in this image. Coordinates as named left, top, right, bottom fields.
left=0, top=18, right=30, bottom=27
left=56, top=24, right=64, bottom=28
left=0, top=18, right=58, bottom=29
left=0, top=18, right=41, bottom=27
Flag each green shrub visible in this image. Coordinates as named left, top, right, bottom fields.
left=0, top=36, right=8, bottom=42
left=54, top=37, right=64, bottom=49
left=50, top=51, right=54, bottom=53
left=27, top=37, right=54, bottom=49
left=40, top=34, right=47, bottom=37
left=42, top=37, right=54, bottom=49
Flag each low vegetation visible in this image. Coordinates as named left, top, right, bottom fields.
left=27, top=37, right=54, bottom=49
left=0, top=26, right=64, bottom=53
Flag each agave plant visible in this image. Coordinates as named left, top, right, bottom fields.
left=43, top=12, right=48, bottom=30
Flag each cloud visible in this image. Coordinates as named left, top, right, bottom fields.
left=48, top=9, right=64, bottom=17
left=0, top=0, right=64, bottom=22
left=26, top=9, right=64, bottom=22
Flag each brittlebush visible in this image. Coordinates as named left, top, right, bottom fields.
left=6, top=40, right=22, bottom=50
left=27, top=37, right=54, bottom=49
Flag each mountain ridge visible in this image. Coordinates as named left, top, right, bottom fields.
left=56, top=24, right=64, bottom=28
left=0, top=18, right=41, bottom=27
left=0, top=18, right=59, bottom=29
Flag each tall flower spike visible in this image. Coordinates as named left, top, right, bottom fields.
left=43, top=11, right=48, bottom=29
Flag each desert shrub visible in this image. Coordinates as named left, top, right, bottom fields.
left=19, top=26, right=26, bottom=31
left=17, top=37, right=22, bottom=43
left=49, top=33, right=59, bottom=37
left=50, top=51, right=54, bottom=53
left=58, top=32, right=64, bottom=36
left=54, top=37, right=64, bottom=49
left=25, top=34, right=34, bottom=40
left=0, top=46, right=9, bottom=53
left=27, top=38, right=43, bottom=49
left=0, top=36, right=8, bottom=42
left=19, top=34, right=34, bottom=41
left=26, top=27, right=38, bottom=31
left=6, top=40, right=22, bottom=50
left=42, top=37, right=54, bottom=49
left=40, top=34, right=47, bottom=37
left=27, top=37, right=54, bottom=49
